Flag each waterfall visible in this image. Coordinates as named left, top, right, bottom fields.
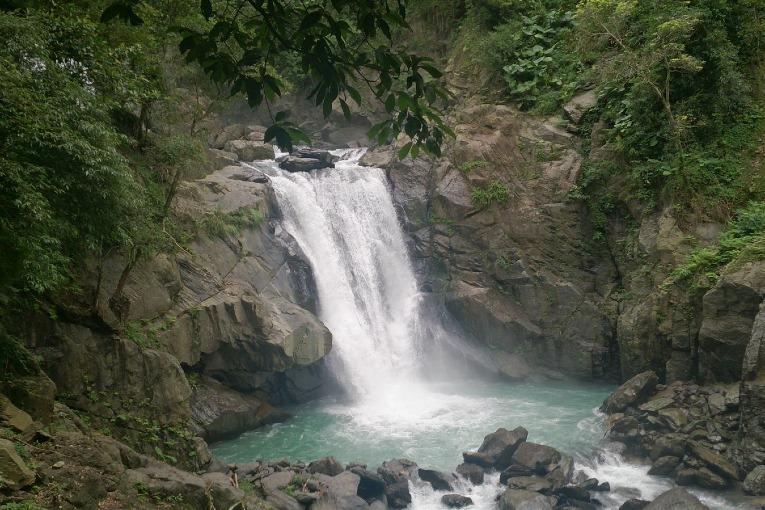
left=268, top=149, right=425, bottom=401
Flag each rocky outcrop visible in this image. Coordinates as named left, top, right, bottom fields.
left=600, top=370, right=658, bottom=413
left=736, top=302, right=765, bottom=471
left=364, top=102, right=619, bottom=381
left=223, top=139, right=275, bottom=161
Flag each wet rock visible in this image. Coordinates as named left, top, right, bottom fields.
left=649, top=436, right=687, bottom=461
left=476, top=426, right=528, bottom=469
left=505, top=475, right=552, bottom=492
left=0, top=437, right=35, bottom=489
left=293, top=148, right=338, bottom=165
left=442, top=493, right=474, bottom=507
left=499, top=488, right=555, bottom=510
left=500, top=464, right=536, bottom=484
left=280, top=156, right=334, bottom=172
left=556, top=485, right=590, bottom=502
left=689, top=443, right=738, bottom=481
left=229, top=169, right=269, bottom=184
left=579, top=478, right=598, bottom=490
left=266, top=490, right=303, bottom=510
left=743, top=465, right=765, bottom=495
left=224, top=139, right=275, bottom=161
left=378, top=458, right=417, bottom=484
left=676, top=467, right=729, bottom=490
left=418, top=468, right=456, bottom=491
left=511, top=442, right=562, bottom=474
left=544, top=454, right=574, bottom=489
left=601, top=371, right=659, bottom=413
left=261, top=470, right=294, bottom=493
left=313, top=471, right=368, bottom=510
left=644, top=488, right=709, bottom=509
left=308, top=456, right=345, bottom=476
left=619, top=499, right=649, bottom=510
left=648, top=456, right=681, bottom=476
left=456, top=462, right=485, bottom=485
left=462, top=450, right=494, bottom=467
left=350, top=466, right=386, bottom=500
left=595, top=481, right=610, bottom=491
left=385, top=480, right=412, bottom=509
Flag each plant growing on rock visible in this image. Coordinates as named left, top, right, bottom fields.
left=471, top=180, right=510, bottom=208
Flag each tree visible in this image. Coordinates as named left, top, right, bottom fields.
left=103, top=0, right=453, bottom=157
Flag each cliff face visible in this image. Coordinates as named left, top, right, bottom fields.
left=18, top=147, right=334, bottom=459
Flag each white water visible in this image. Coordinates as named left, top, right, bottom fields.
left=243, top=149, right=749, bottom=509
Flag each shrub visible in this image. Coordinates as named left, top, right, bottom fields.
left=471, top=180, right=510, bottom=208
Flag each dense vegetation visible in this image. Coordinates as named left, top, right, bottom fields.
left=0, top=0, right=450, bottom=375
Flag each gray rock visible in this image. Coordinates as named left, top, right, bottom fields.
left=261, top=470, right=294, bottom=494
left=649, top=436, right=687, bottom=461
left=500, top=464, right=536, bottom=484
left=675, top=467, right=729, bottom=490
left=210, top=124, right=248, bottom=149
left=511, top=442, right=562, bottom=475
left=280, top=156, right=334, bottom=172
left=648, top=456, right=680, bottom=476
left=619, top=499, right=649, bottom=510
left=442, top=493, right=474, bottom=507
left=476, top=426, right=529, bottom=469
left=378, top=458, right=417, bottom=484
left=644, top=488, right=709, bottom=509
left=351, top=466, right=386, bottom=500
left=505, top=475, right=552, bottom=492
left=266, top=490, right=303, bottom=510
left=308, top=456, right=345, bottom=476
left=563, top=90, right=597, bottom=124
left=601, top=371, right=659, bottom=413
left=224, top=139, right=275, bottom=161
left=743, top=465, right=765, bottom=495
left=418, top=468, right=455, bottom=491
left=0, top=394, right=34, bottom=434
left=462, top=450, right=494, bottom=467
left=293, top=148, right=339, bottom=164
left=499, top=488, right=555, bottom=510
left=456, top=462, right=485, bottom=485
left=385, top=480, right=411, bottom=509
left=738, top=303, right=765, bottom=473
left=0, top=437, right=35, bottom=489
left=689, top=443, right=738, bottom=481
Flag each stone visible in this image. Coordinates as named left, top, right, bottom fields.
left=442, top=493, right=474, bottom=507
left=229, top=169, right=269, bottom=184
left=601, top=371, right=659, bottom=413
left=378, top=458, right=417, bottom=484
left=500, top=464, right=536, bottom=484
left=648, top=456, right=680, bottom=476
left=511, top=442, right=562, bottom=475
left=619, top=499, right=649, bottom=510
left=639, top=397, right=675, bottom=413
left=52, top=460, right=65, bottom=469
left=563, top=90, right=597, bottom=124
left=689, top=443, right=738, bottom=481
left=261, top=470, right=294, bottom=493
left=418, top=468, right=455, bottom=491
left=190, top=377, right=289, bottom=441
left=476, top=426, right=528, bottom=468
left=505, top=475, right=552, bottom=492
left=595, top=481, right=610, bottom=491
left=266, top=490, right=303, bottom=510
left=350, top=466, right=386, bottom=500
left=207, top=148, right=239, bottom=172
left=743, top=465, right=765, bottom=495
left=0, top=437, right=35, bottom=489
left=644, top=488, right=709, bottom=509
left=649, top=436, right=686, bottom=461
left=308, top=456, right=345, bottom=476
left=280, top=156, right=334, bottom=172
left=456, top=462, right=484, bottom=485
left=0, top=394, right=34, bottom=434
left=499, top=489, right=555, bottom=510
left=740, top=304, right=765, bottom=473
left=462, top=450, right=494, bottom=467
left=676, top=467, right=729, bottom=490
left=210, top=124, right=248, bottom=149
left=385, top=480, right=412, bottom=509
left=544, top=454, right=573, bottom=489
left=2, top=373, right=56, bottom=423
left=292, top=148, right=339, bottom=165
left=223, top=139, right=275, bottom=161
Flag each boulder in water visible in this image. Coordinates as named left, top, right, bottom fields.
left=675, top=467, right=729, bottom=490
left=350, top=466, right=386, bottom=501
left=378, top=458, right=417, bottom=484
left=293, top=148, right=339, bottom=164
left=475, top=426, right=528, bottom=469
left=600, top=371, right=658, bottom=413
left=441, top=493, right=474, bottom=507
left=499, top=489, right=555, bottom=510
left=504, top=475, right=552, bottom=492
left=384, top=480, right=412, bottom=509
left=619, top=499, right=649, bottom=510
left=462, top=450, right=494, bottom=467
left=417, top=468, right=456, bottom=491
left=280, top=156, right=334, bottom=172
left=644, top=488, right=709, bottom=509
left=308, top=456, right=344, bottom=476
left=511, top=442, right=562, bottom=475
left=499, top=464, right=535, bottom=484
left=456, top=462, right=485, bottom=485
left=648, top=456, right=680, bottom=476
left=224, top=139, right=275, bottom=161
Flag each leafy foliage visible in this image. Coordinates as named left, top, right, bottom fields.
left=471, top=180, right=510, bottom=208
left=104, top=0, right=453, bottom=155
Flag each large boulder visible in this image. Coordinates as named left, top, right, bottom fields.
left=688, top=442, right=738, bottom=481
left=743, top=465, right=765, bottom=495
left=2, top=372, right=56, bottom=423
left=190, top=376, right=288, bottom=441
left=418, top=468, right=456, bottom=491
left=279, top=156, right=333, bottom=172
left=739, top=304, right=765, bottom=471
left=563, top=90, right=597, bottom=124
left=499, top=489, right=555, bottom=510
left=473, top=426, right=528, bottom=469
left=0, top=394, right=34, bottom=434
left=442, top=493, right=474, bottom=508
left=644, top=488, right=709, bottom=509
left=0, top=437, right=35, bottom=489
left=308, top=456, right=345, bottom=477
left=456, top=462, right=484, bottom=485
left=223, top=139, right=275, bottom=161
left=601, top=371, right=659, bottom=413
left=511, top=442, right=562, bottom=475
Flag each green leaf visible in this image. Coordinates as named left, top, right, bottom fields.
left=398, top=142, right=413, bottom=159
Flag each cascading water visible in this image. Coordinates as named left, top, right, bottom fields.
left=214, top=148, right=746, bottom=509
left=267, top=148, right=424, bottom=403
